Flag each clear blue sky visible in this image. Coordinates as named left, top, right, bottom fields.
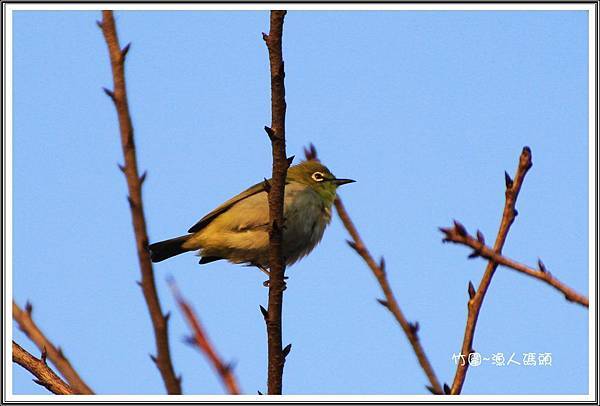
left=11, top=9, right=590, bottom=396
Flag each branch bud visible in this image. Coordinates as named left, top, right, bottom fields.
left=476, top=229, right=485, bottom=245
left=504, top=171, right=513, bottom=189
left=376, top=298, right=389, bottom=308
left=286, top=155, right=295, bottom=168
left=468, top=281, right=476, bottom=299
left=259, top=305, right=268, bottom=320
left=453, top=220, right=467, bottom=237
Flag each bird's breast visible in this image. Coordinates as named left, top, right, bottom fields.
left=282, top=184, right=331, bottom=264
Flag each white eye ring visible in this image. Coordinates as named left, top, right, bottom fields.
left=311, top=172, right=325, bottom=182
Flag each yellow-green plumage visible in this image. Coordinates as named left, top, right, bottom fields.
left=149, top=160, right=354, bottom=268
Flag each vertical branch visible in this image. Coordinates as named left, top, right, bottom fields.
left=13, top=301, right=93, bottom=394
left=12, top=341, right=74, bottom=395
left=262, top=10, right=289, bottom=395
left=168, top=279, right=241, bottom=395
left=449, top=147, right=533, bottom=394
left=98, top=11, right=181, bottom=395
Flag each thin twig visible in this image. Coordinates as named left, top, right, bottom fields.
left=12, top=341, right=74, bottom=395
left=168, top=278, right=241, bottom=395
left=98, top=11, right=181, bottom=394
left=440, top=224, right=589, bottom=308
left=449, top=146, right=533, bottom=395
left=262, top=10, right=289, bottom=395
left=12, top=301, right=93, bottom=394
left=334, top=198, right=444, bottom=395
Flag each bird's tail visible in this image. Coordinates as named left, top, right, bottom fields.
left=148, top=235, right=193, bottom=262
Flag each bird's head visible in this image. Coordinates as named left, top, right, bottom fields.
left=287, top=160, right=355, bottom=205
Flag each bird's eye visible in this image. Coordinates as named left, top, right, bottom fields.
left=311, top=172, right=325, bottom=182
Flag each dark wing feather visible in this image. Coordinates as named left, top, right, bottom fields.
left=187, top=181, right=267, bottom=233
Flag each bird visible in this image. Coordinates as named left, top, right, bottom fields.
left=148, top=160, right=354, bottom=273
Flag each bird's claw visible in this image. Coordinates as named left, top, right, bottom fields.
left=262, top=276, right=288, bottom=289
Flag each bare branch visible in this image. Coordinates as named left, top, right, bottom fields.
left=168, top=278, right=241, bottom=395
left=449, top=146, right=533, bottom=394
left=12, top=341, right=74, bottom=395
left=263, top=10, right=288, bottom=395
left=440, top=225, right=588, bottom=307
left=334, top=198, right=443, bottom=395
left=99, top=10, right=181, bottom=394
left=12, top=301, right=93, bottom=394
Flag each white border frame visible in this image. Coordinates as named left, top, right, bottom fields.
left=3, top=2, right=597, bottom=403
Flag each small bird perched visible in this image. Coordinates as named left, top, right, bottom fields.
left=148, top=160, right=354, bottom=271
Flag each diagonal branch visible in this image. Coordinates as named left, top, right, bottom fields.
left=334, top=198, right=444, bottom=395
left=98, top=10, right=181, bottom=395
left=440, top=224, right=589, bottom=308
left=449, top=146, right=533, bottom=395
left=168, top=278, right=241, bottom=395
left=12, top=301, right=93, bottom=394
left=262, top=10, right=290, bottom=395
left=12, top=341, right=74, bottom=395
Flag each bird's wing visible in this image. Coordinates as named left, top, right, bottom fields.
left=188, top=180, right=281, bottom=233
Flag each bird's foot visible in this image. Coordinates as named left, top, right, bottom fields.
left=253, top=264, right=288, bottom=288
left=263, top=278, right=288, bottom=290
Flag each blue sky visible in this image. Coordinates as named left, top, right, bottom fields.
left=10, top=9, right=591, bottom=396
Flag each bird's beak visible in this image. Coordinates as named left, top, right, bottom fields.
left=331, top=178, right=356, bottom=186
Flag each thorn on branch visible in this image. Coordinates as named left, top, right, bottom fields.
left=282, top=343, right=292, bottom=358
left=537, top=258, right=547, bottom=273
left=522, top=146, right=533, bottom=169
left=224, top=360, right=236, bottom=373
left=438, top=227, right=451, bottom=242
left=379, top=257, right=386, bottom=273
left=504, top=171, right=514, bottom=189
left=164, top=311, right=171, bottom=322
left=139, top=170, right=148, bottom=184
left=117, top=163, right=125, bottom=173
left=264, top=126, right=276, bottom=141
left=286, top=155, right=295, bottom=168
left=443, top=383, right=451, bottom=394
left=25, top=301, right=33, bottom=315
left=149, top=354, right=157, bottom=364
left=136, top=280, right=142, bottom=287
left=453, top=220, right=467, bottom=237
left=102, top=87, right=116, bottom=101
left=346, top=240, right=358, bottom=252
left=57, top=346, right=64, bottom=358
left=127, top=196, right=134, bottom=209
left=467, top=251, right=479, bottom=259
left=258, top=390, right=263, bottom=395
left=259, top=305, right=268, bottom=320
left=468, top=281, right=476, bottom=299
left=183, top=335, right=196, bottom=347
left=513, top=209, right=519, bottom=217
left=376, top=298, right=389, bottom=308
left=263, top=178, right=271, bottom=193
left=41, top=346, right=47, bottom=364
left=409, top=321, right=420, bottom=334
left=121, top=42, right=131, bottom=59
left=96, top=20, right=103, bottom=29
left=425, top=385, right=437, bottom=394
left=261, top=32, right=268, bottom=41
left=476, top=230, right=485, bottom=245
